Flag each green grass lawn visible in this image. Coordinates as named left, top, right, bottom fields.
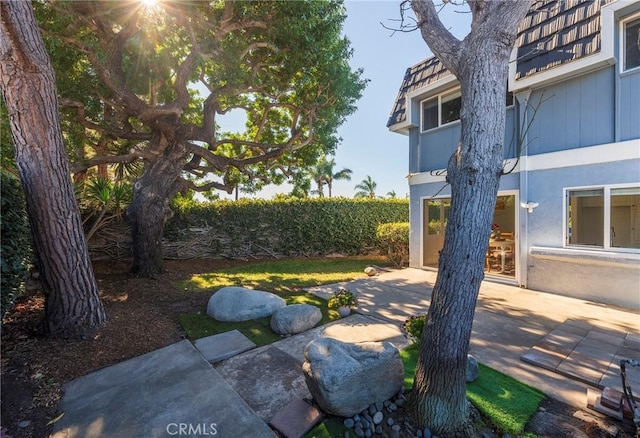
left=181, top=257, right=382, bottom=293
left=178, top=257, right=378, bottom=342
left=400, top=343, right=545, bottom=436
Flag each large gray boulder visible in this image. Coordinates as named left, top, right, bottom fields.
left=270, top=304, right=322, bottom=335
left=303, top=337, right=403, bottom=417
left=207, top=287, right=285, bottom=322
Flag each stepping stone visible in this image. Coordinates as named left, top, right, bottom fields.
left=270, top=399, right=323, bottom=438
left=194, top=330, right=256, bottom=363
left=52, top=340, right=275, bottom=438
left=215, top=346, right=311, bottom=421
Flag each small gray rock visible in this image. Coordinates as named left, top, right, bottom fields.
left=364, top=266, right=378, bottom=276
left=424, top=427, right=432, bottom=438
left=17, top=421, right=31, bottom=428
left=466, top=354, right=479, bottom=382
left=373, top=411, right=384, bottom=425
left=417, top=430, right=423, bottom=437
left=344, top=418, right=355, bottom=428
left=480, top=428, right=496, bottom=438
left=389, top=402, right=398, bottom=411
left=387, top=418, right=395, bottom=426
left=375, top=401, right=383, bottom=411
left=368, top=404, right=377, bottom=415
left=353, top=414, right=361, bottom=423
left=365, top=429, right=372, bottom=438
left=355, top=425, right=365, bottom=437
left=375, top=425, right=383, bottom=434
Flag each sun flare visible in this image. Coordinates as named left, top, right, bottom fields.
left=140, top=0, right=159, bottom=9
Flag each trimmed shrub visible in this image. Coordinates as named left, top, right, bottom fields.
left=166, top=197, right=409, bottom=258
left=376, top=222, right=409, bottom=266
left=1, top=173, right=32, bottom=317
left=402, top=315, right=426, bottom=344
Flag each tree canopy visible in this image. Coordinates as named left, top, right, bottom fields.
left=35, top=0, right=367, bottom=275
left=38, top=0, right=366, bottom=192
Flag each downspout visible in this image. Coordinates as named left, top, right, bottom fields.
left=516, top=89, right=532, bottom=288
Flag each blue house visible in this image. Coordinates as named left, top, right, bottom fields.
left=387, top=0, right=640, bottom=309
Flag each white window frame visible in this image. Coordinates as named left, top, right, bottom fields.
left=620, top=12, right=640, bottom=74
left=420, top=89, right=515, bottom=132
left=564, top=183, right=640, bottom=253
left=420, top=88, right=462, bottom=132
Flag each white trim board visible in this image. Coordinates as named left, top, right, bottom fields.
left=408, top=140, right=639, bottom=186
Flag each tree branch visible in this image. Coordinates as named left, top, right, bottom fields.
left=70, top=150, right=149, bottom=174
left=411, top=0, right=462, bottom=75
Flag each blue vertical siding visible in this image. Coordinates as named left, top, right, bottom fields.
left=619, top=69, right=640, bottom=141
left=527, top=67, right=615, bottom=155
left=408, top=128, right=420, bottom=174
left=418, top=123, right=461, bottom=171
left=416, top=107, right=516, bottom=172
left=504, top=107, right=518, bottom=159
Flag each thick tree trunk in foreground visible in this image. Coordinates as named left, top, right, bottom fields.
left=0, top=0, right=105, bottom=338
left=407, top=1, right=533, bottom=436
left=128, top=134, right=185, bottom=277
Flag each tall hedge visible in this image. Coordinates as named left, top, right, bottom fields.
left=1, top=173, right=32, bottom=317
left=168, top=197, right=409, bottom=257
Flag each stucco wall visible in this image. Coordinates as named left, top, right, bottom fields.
left=527, top=247, right=640, bottom=309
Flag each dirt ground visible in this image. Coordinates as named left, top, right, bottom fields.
left=0, top=259, right=636, bottom=438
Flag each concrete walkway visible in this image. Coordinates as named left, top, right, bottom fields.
left=52, top=267, right=640, bottom=437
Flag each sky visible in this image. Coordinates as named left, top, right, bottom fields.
left=220, top=1, right=471, bottom=200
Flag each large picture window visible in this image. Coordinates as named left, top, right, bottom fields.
left=567, top=185, right=640, bottom=250
left=623, top=15, right=640, bottom=72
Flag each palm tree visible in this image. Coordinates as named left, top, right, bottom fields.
left=307, top=156, right=352, bottom=197
left=387, top=190, right=397, bottom=198
left=307, top=160, right=329, bottom=197
left=325, top=158, right=352, bottom=198
left=354, top=175, right=377, bottom=199
left=290, top=175, right=312, bottom=198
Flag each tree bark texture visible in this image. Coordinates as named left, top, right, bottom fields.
left=0, top=0, right=105, bottom=337
left=408, top=1, right=533, bottom=435
left=128, top=132, right=186, bottom=277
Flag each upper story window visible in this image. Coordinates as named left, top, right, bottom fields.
left=623, top=14, right=640, bottom=72
left=566, top=185, right=640, bottom=250
left=421, top=90, right=461, bottom=131
left=421, top=90, right=514, bottom=132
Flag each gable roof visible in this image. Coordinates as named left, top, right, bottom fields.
left=387, top=0, right=612, bottom=128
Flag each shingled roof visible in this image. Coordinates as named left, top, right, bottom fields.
left=387, top=0, right=613, bottom=128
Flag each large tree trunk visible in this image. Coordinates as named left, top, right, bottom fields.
left=0, top=0, right=105, bottom=338
left=407, top=1, right=533, bottom=436
left=128, top=134, right=185, bottom=277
